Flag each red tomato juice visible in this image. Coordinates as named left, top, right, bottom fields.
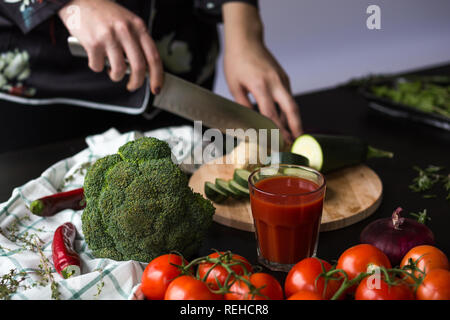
left=250, top=175, right=324, bottom=264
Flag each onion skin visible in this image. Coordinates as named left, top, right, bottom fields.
left=360, top=208, right=435, bottom=266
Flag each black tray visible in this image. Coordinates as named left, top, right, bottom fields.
left=359, top=78, right=450, bottom=131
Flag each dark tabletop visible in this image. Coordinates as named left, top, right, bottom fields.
left=1, top=64, right=449, bottom=285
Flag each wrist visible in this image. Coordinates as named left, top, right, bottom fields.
left=223, top=2, right=264, bottom=52
left=58, top=0, right=77, bottom=22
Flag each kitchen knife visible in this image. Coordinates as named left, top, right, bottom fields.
left=67, top=36, right=284, bottom=149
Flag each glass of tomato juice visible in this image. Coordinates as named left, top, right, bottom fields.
left=248, top=164, right=326, bottom=272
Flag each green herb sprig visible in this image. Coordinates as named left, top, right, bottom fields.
left=93, top=268, right=105, bottom=299
left=409, top=165, right=450, bottom=200
left=410, top=209, right=431, bottom=224
left=0, top=269, right=29, bottom=300
left=0, top=214, right=61, bottom=300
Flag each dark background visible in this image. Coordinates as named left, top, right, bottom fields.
left=0, top=63, right=449, bottom=286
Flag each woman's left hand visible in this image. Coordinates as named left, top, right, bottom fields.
left=223, top=3, right=303, bottom=144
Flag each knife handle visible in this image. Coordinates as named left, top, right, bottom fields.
left=68, top=36, right=160, bottom=108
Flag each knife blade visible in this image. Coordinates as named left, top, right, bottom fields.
left=67, top=36, right=283, bottom=149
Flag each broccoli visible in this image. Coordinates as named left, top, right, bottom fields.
left=81, top=137, right=215, bottom=262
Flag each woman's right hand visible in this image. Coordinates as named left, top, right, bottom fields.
left=58, top=0, right=163, bottom=93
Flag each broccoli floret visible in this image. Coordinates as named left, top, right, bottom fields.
left=81, top=137, right=215, bottom=262
left=118, top=136, right=172, bottom=162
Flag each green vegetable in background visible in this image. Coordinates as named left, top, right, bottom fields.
left=370, top=78, right=450, bottom=118
left=81, top=137, right=215, bottom=262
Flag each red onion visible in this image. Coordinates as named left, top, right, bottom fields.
left=360, top=207, right=435, bottom=266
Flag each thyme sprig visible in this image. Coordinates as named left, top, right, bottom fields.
left=64, top=161, right=92, bottom=185
left=0, top=269, right=29, bottom=300
left=410, top=209, right=431, bottom=224
left=409, top=165, right=450, bottom=200
left=93, top=268, right=105, bottom=299
left=32, top=237, right=60, bottom=300
left=0, top=214, right=61, bottom=299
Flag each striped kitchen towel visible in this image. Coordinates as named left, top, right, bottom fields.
left=0, top=126, right=202, bottom=300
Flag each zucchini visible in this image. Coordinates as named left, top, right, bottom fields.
left=215, top=178, right=233, bottom=196
left=233, top=169, right=251, bottom=188
left=291, top=134, right=393, bottom=173
left=229, top=180, right=250, bottom=198
left=204, top=182, right=228, bottom=203
left=270, top=152, right=309, bottom=166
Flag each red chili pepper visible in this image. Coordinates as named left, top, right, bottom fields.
left=29, top=188, right=85, bottom=217
left=9, top=85, right=24, bottom=96
left=52, top=222, right=81, bottom=279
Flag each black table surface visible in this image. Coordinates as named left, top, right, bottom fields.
left=1, top=63, right=449, bottom=286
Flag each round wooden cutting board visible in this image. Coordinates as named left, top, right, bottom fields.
left=188, top=161, right=383, bottom=232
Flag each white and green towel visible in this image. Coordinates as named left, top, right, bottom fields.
left=0, top=126, right=202, bottom=300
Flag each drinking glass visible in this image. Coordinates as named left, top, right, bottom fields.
left=248, top=164, right=326, bottom=272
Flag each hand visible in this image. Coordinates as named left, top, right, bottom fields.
left=223, top=3, right=303, bottom=144
left=224, top=42, right=302, bottom=143
left=58, top=0, right=163, bottom=93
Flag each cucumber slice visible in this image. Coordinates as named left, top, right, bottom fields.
left=233, top=169, right=251, bottom=188
left=204, top=181, right=228, bottom=203
left=259, top=166, right=280, bottom=177
left=270, top=152, right=309, bottom=167
left=215, top=178, right=233, bottom=196
left=229, top=180, right=249, bottom=198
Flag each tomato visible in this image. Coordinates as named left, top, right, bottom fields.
left=400, top=245, right=449, bottom=281
left=164, top=275, right=222, bottom=300
left=225, top=273, right=284, bottom=300
left=198, top=252, right=253, bottom=290
left=416, top=269, right=450, bottom=300
left=284, top=257, right=342, bottom=299
left=287, top=290, right=324, bottom=300
left=355, top=275, right=414, bottom=300
left=141, top=253, right=189, bottom=300
left=355, top=274, right=415, bottom=300
left=337, top=244, right=391, bottom=282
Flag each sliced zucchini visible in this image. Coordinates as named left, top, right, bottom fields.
left=229, top=180, right=250, bottom=198
left=259, top=166, right=280, bottom=177
left=270, top=152, right=309, bottom=167
left=233, top=169, right=251, bottom=188
left=204, top=181, right=228, bottom=203
left=215, top=178, right=233, bottom=196
left=291, top=134, right=323, bottom=171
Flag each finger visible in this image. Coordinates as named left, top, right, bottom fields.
left=105, top=41, right=127, bottom=82
left=281, top=72, right=292, bottom=93
left=139, top=32, right=164, bottom=95
left=273, top=86, right=303, bottom=138
left=115, top=22, right=147, bottom=91
left=279, top=110, right=289, bottom=132
left=279, top=111, right=293, bottom=145
left=230, top=85, right=253, bottom=109
left=86, top=43, right=105, bottom=73
left=252, top=84, right=292, bottom=144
